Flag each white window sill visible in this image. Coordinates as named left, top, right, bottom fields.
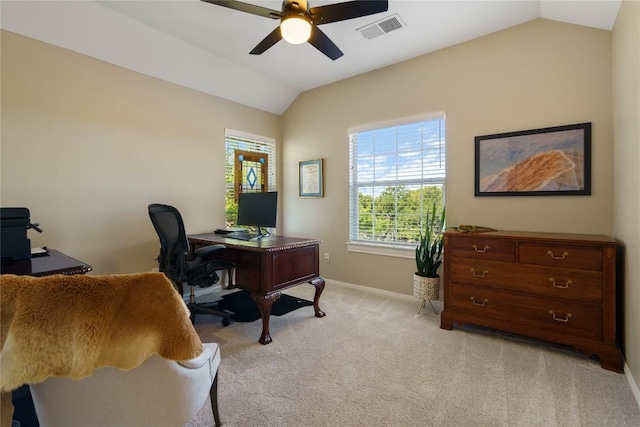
left=346, top=241, right=415, bottom=259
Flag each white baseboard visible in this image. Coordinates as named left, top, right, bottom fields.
left=325, top=278, right=639, bottom=410
left=625, top=359, right=640, bottom=410
left=324, top=278, right=444, bottom=312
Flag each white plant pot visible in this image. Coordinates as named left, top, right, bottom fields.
left=413, top=274, right=440, bottom=314
left=413, top=274, right=439, bottom=301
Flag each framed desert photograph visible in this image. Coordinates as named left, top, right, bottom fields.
left=475, top=123, right=591, bottom=196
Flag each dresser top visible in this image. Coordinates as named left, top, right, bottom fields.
left=444, top=229, right=615, bottom=244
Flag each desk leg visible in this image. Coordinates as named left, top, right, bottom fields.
left=310, top=277, right=326, bottom=318
left=250, top=291, right=281, bottom=345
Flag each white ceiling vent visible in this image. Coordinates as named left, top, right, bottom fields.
left=357, top=14, right=406, bottom=40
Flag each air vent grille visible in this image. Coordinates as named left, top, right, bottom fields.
left=357, top=14, right=405, bottom=40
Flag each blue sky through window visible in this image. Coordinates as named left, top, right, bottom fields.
left=352, top=120, right=445, bottom=195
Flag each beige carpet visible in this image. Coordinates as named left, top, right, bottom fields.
left=186, top=283, right=640, bottom=427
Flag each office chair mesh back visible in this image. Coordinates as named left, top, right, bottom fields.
left=148, top=204, right=233, bottom=324
left=148, top=203, right=233, bottom=288
left=148, top=204, right=189, bottom=282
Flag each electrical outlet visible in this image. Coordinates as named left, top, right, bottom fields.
left=324, top=252, right=330, bottom=263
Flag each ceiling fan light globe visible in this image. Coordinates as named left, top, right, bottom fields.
left=280, top=16, right=312, bottom=44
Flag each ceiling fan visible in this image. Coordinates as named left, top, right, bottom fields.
left=201, top=0, right=389, bottom=60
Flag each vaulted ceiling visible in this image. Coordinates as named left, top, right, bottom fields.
left=1, top=1, right=622, bottom=115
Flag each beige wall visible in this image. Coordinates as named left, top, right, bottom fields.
left=613, top=0, right=640, bottom=397
left=282, top=19, right=613, bottom=294
left=0, top=30, right=281, bottom=274
left=2, top=13, right=636, bottom=393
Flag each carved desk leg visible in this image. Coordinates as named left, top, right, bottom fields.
left=310, top=277, right=326, bottom=318
left=250, top=291, right=281, bottom=345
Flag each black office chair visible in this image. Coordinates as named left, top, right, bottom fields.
left=148, top=204, right=233, bottom=325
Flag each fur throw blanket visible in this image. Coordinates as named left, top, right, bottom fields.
left=0, top=272, right=203, bottom=392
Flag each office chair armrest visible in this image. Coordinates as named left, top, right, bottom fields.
left=193, top=244, right=226, bottom=258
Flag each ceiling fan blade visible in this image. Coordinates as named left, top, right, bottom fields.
left=201, top=0, right=281, bottom=19
left=308, top=26, right=343, bottom=60
left=250, top=27, right=283, bottom=55
left=310, top=0, right=388, bottom=25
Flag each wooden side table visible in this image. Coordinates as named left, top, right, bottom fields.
left=1, top=248, right=92, bottom=276
left=2, top=248, right=92, bottom=426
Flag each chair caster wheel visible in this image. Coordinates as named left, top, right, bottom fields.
left=222, top=318, right=231, bottom=327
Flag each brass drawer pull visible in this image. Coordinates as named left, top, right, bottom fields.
left=549, top=278, right=572, bottom=289
left=470, top=268, right=489, bottom=278
left=548, top=310, right=572, bottom=322
left=473, top=244, right=489, bottom=253
left=547, top=250, right=569, bottom=260
left=470, top=296, right=489, bottom=307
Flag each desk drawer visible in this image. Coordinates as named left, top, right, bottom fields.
left=271, top=247, right=318, bottom=290
left=235, top=267, right=261, bottom=292
left=236, top=251, right=261, bottom=266
left=213, top=248, right=261, bottom=266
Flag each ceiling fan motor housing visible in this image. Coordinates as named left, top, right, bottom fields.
left=281, top=1, right=313, bottom=44
left=281, top=0, right=312, bottom=25
left=284, top=0, right=309, bottom=13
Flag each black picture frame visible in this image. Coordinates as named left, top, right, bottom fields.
left=475, top=122, right=592, bottom=197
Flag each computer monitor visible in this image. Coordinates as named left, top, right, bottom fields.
left=236, top=191, right=277, bottom=237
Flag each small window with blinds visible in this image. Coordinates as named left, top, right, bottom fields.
left=348, top=115, right=445, bottom=249
left=225, top=130, right=276, bottom=227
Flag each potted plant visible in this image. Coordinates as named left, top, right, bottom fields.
left=414, top=203, right=445, bottom=314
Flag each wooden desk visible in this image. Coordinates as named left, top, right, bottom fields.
left=188, top=233, right=326, bottom=344
left=1, top=248, right=92, bottom=276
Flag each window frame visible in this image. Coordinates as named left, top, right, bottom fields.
left=224, top=129, right=276, bottom=229
left=347, top=113, right=445, bottom=258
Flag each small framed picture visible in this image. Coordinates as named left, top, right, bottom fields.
left=299, top=159, right=324, bottom=197
left=475, top=122, right=591, bottom=196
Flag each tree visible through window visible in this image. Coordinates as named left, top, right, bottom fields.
left=225, top=131, right=276, bottom=227
left=349, top=116, right=445, bottom=246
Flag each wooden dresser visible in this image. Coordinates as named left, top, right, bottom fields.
left=440, top=230, right=622, bottom=372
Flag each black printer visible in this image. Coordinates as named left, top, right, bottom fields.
left=1, top=207, right=42, bottom=263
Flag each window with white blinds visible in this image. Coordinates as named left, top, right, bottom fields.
left=349, top=115, right=445, bottom=248
left=225, top=130, right=276, bottom=227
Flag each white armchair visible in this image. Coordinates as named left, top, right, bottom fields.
left=29, top=342, right=221, bottom=427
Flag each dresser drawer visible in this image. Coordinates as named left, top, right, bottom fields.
left=519, top=243, right=603, bottom=271
left=450, top=259, right=513, bottom=287
left=450, top=259, right=603, bottom=303
left=448, top=235, right=515, bottom=262
left=449, top=284, right=603, bottom=340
